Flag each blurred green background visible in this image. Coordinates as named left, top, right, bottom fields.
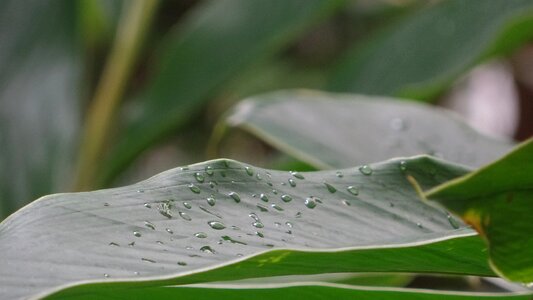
left=1, top=0, right=532, bottom=221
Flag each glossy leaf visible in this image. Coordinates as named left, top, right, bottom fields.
left=328, top=0, right=533, bottom=100
left=219, top=90, right=513, bottom=169
left=1, top=157, right=492, bottom=299
left=426, top=139, right=533, bottom=283
left=55, top=282, right=533, bottom=300
left=0, top=0, right=82, bottom=218
left=99, top=0, right=346, bottom=186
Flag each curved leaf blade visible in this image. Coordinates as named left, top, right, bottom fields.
left=220, top=90, right=513, bottom=169
left=427, top=139, right=533, bottom=283
left=1, top=157, right=488, bottom=299
left=328, top=0, right=533, bottom=100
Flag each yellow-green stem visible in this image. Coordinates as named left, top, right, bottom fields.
left=74, top=0, right=159, bottom=191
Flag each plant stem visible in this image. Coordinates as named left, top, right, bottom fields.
left=74, top=0, right=159, bottom=191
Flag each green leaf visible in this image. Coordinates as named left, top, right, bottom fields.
left=327, top=0, right=533, bottom=100
left=0, top=0, right=82, bottom=218
left=426, top=139, right=533, bottom=283
left=1, top=157, right=493, bottom=299
left=218, top=90, right=513, bottom=169
left=54, top=283, right=533, bottom=300
left=99, top=0, right=346, bottom=187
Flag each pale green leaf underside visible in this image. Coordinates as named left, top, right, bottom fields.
left=1, top=157, right=491, bottom=299
left=222, top=90, right=513, bottom=169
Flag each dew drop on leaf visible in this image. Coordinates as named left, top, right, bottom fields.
left=280, top=194, right=292, bottom=202
left=245, top=166, right=254, bottom=176
left=305, top=197, right=317, bottom=209
left=207, top=196, right=216, bottom=206
left=194, top=232, right=207, bottom=238
left=399, top=161, right=407, bottom=172
left=324, top=182, right=337, bottom=193
left=200, top=246, right=215, bottom=254
left=194, top=172, right=205, bottom=183
left=335, top=171, right=344, bottom=178
left=144, top=221, right=155, bottom=230
left=188, top=183, right=201, bottom=194
left=252, top=221, right=264, bottom=228
left=347, top=186, right=359, bottom=195
left=179, top=211, right=192, bottom=221
left=288, top=178, right=296, bottom=187
left=208, top=221, right=226, bottom=230
left=271, top=204, right=284, bottom=211
left=205, top=165, right=214, bottom=176
left=260, top=193, right=269, bottom=202
left=290, top=171, right=305, bottom=180
left=228, top=192, right=241, bottom=203
left=359, top=165, right=373, bottom=175
left=133, top=231, right=142, bottom=237
left=177, top=261, right=187, bottom=266
left=183, top=202, right=192, bottom=209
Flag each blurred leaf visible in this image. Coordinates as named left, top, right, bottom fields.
left=426, top=139, right=533, bottom=283
left=58, top=283, right=533, bottom=300
left=0, top=0, right=81, bottom=218
left=219, top=90, right=513, bottom=169
left=328, top=0, right=533, bottom=100
left=100, top=0, right=346, bottom=187
left=1, top=157, right=495, bottom=299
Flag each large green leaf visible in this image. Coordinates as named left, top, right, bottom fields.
left=218, top=90, right=513, bottom=169
left=426, top=139, right=533, bottom=283
left=0, top=0, right=82, bottom=218
left=328, top=0, right=533, bottom=100
left=54, top=283, right=533, bottom=300
left=98, top=0, right=346, bottom=187
left=1, top=157, right=493, bottom=299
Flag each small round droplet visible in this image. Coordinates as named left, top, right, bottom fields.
left=256, top=204, right=268, bottom=212
left=207, top=196, right=216, bottom=206
left=200, top=246, right=215, bottom=254
left=183, top=202, right=192, bottom=209
left=288, top=178, right=296, bottom=187
left=253, top=221, right=264, bottom=228
left=359, top=165, right=373, bottom=175
left=399, top=161, right=407, bottom=172
left=260, top=193, right=269, bottom=202
left=208, top=221, right=226, bottom=230
left=205, top=165, right=214, bottom=176
left=143, top=203, right=152, bottom=209
left=271, top=204, right=284, bottom=211
left=286, top=221, right=293, bottom=228
left=104, top=273, right=110, bottom=278
left=290, top=171, right=305, bottom=180
left=245, top=166, right=254, bottom=176
left=281, top=194, right=292, bottom=202
left=188, top=183, right=201, bottom=194
left=144, top=221, right=156, bottom=230
left=255, top=231, right=264, bottom=238
left=324, top=182, right=336, bottom=193
left=256, top=173, right=262, bottom=180
left=336, top=171, right=344, bottom=178
left=133, top=231, right=142, bottom=237
left=416, top=222, right=423, bottom=228
left=272, top=189, right=278, bottom=195
left=194, top=172, right=205, bottom=183
left=305, top=197, right=317, bottom=209
left=179, top=211, right=192, bottom=221
left=177, top=261, right=187, bottom=266
left=347, top=186, right=359, bottom=195
left=447, top=213, right=460, bottom=229
left=229, top=192, right=241, bottom=203
left=194, top=232, right=207, bottom=238
left=166, top=228, right=174, bottom=234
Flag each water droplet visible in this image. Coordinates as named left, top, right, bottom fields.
left=166, top=228, right=173, bottom=234
left=141, top=258, right=156, bottom=263
left=260, top=193, right=269, bottom=202
left=342, top=200, right=351, bottom=206
left=305, top=197, right=317, bottom=209
left=249, top=213, right=260, bottom=222
left=336, top=171, right=344, bottom=178
left=290, top=171, right=305, bottom=180
left=295, top=212, right=302, bottom=218
left=207, top=196, right=216, bottom=206
left=188, top=183, right=201, bottom=194
left=222, top=235, right=247, bottom=245
left=179, top=211, right=192, bottom=221
left=245, top=166, right=254, bottom=176
left=416, top=222, right=423, bottom=228
left=137, top=189, right=144, bottom=193
left=194, top=172, right=205, bottom=183
left=208, top=221, right=226, bottom=230
left=129, top=241, right=135, bottom=247
left=281, top=182, right=287, bottom=186
left=194, top=232, right=207, bottom=238
left=359, top=165, right=373, bottom=175
left=272, top=189, right=278, bottom=195
left=324, top=182, right=336, bottom=193
left=271, top=204, right=284, bottom=211
left=200, top=246, right=215, bottom=254
left=255, top=231, right=264, bottom=238
left=253, top=221, right=264, bottom=228
left=390, top=118, right=407, bottom=131
left=103, top=202, right=110, bottom=207
left=256, top=173, right=262, bottom=180
left=274, top=222, right=281, bottom=227
left=209, top=181, right=217, bottom=189
left=205, top=165, right=214, bottom=176
left=109, top=242, right=120, bottom=246
left=144, top=221, right=156, bottom=230
left=256, top=204, right=268, bottom=212
left=177, top=261, right=187, bottom=266
left=183, top=202, right=192, bottom=209
left=347, top=186, right=359, bottom=195
left=180, top=166, right=190, bottom=171
left=267, top=182, right=273, bottom=187
left=286, top=221, right=293, bottom=228
left=281, top=194, right=292, bottom=202
left=104, top=273, right=110, bottom=278
left=399, top=161, right=407, bottom=172
left=229, top=192, right=241, bottom=203
left=143, top=203, right=151, bottom=208
left=288, top=178, right=296, bottom=187
left=447, top=213, right=460, bottom=229
left=133, top=231, right=142, bottom=237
